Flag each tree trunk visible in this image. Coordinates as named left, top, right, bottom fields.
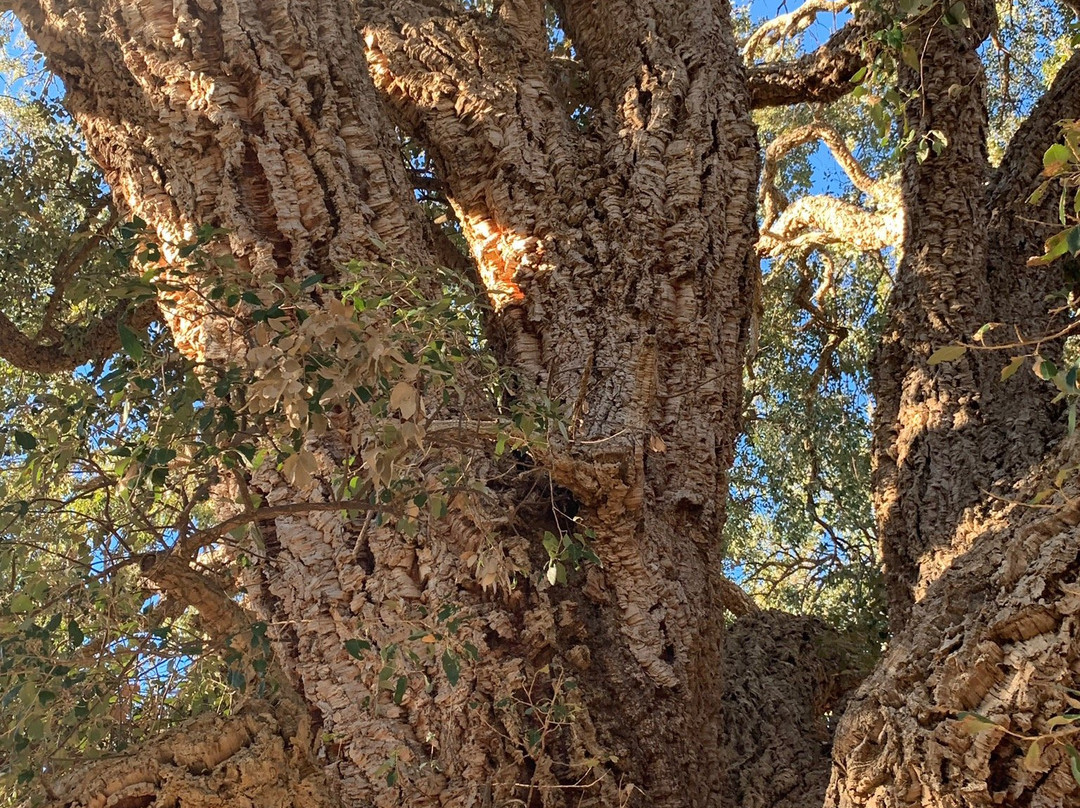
left=16, top=0, right=1080, bottom=806
left=9, top=2, right=842, bottom=807
left=828, top=4, right=1080, bottom=804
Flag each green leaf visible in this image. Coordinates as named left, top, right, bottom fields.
left=542, top=530, right=560, bottom=557
left=928, top=344, right=967, bottom=365
left=23, top=716, right=43, bottom=741
left=1001, top=356, right=1025, bottom=381
left=1022, top=738, right=1043, bottom=771
left=1027, top=180, right=1051, bottom=206
left=1065, top=744, right=1080, bottom=787
left=117, top=323, right=144, bottom=361
left=945, top=1, right=971, bottom=26
left=1046, top=713, right=1080, bottom=729
left=1043, top=143, right=1072, bottom=174
left=442, top=649, right=461, bottom=686
left=344, top=639, right=370, bottom=659
left=11, top=430, right=37, bottom=451
left=393, top=675, right=408, bottom=705
left=1030, top=228, right=1072, bottom=265
left=9, top=593, right=33, bottom=613
left=1035, top=357, right=1058, bottom=380
left=957, top=711, right=998, bottom=734
left=1067, top=226, right=1080, bottom=256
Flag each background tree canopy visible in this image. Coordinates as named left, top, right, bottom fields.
left=1, top=1, right=1080, bottom=807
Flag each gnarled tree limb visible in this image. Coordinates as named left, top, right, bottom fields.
left=748, top=15, right=876, bottom=109
left=758, top=122, right=902, bottom=257
left=743, top=0, right=850, bottom=63
left=0, top=298, right=156, bottom=374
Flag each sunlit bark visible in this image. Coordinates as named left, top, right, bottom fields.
left=4, top=1, right=835, bottom=807
left=827, top=5, right=1080, bottom=805
left=9, top=0, right=1080, bottom=806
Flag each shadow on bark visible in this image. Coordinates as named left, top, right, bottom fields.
left=722, top=610, right=867, bottom=808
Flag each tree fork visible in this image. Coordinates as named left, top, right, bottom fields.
left=3, top=1, right=843, bottom=807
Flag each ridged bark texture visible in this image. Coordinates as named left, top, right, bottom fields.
left=8, top=2, right=787, bottom=807
left=829, top=4, right=1080, bottom=805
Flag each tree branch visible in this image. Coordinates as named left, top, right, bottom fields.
left=748, top=15, right=873, bottom=109
left=0, top=298, right=156, bottom=374
left=743, top=0, right=850, bottom=63
left=39, top=701, right=337, bottom=808
left=990, top=50, right=1080, bottom=220
left=37, top=198, right=117, bottom=340
left=758, top=122, right=901, bottom=256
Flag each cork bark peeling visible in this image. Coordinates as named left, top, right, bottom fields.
left=361, top=1, right=762, bottom=802
left=828, top=6, right=1080, bottom=806
left=826, top=436, right=1080, bottom=808
left=9, top=1, right=771, bottom=806
left=872, top=9, right=1080, bottom=634
left=40, top=701, right=338, bottom=808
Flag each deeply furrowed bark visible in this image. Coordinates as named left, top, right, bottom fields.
left=361, top=3, right=764, bottom=800
left=15, top=0, right=1080, bottom=805
left=6, top=2, right=831, bottom=807
left=827, top=5, right=1080, bottom=805
left=870, top=0, right=1071, bottom=634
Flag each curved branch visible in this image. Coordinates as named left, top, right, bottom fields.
left=759, top=195, right=903, bottom=256
left=718, top=575, right=761, bottom=617
left=743, top=0, right=850, bottom=63
left=770, top=123, right=888, bottom=202
left=758, top=122, right=901, bottom=256
left=0, top=299, right=156, bottom=374
left=40, top=701, right=337, bottom=808
left=748, top=16, right=875, bottom=109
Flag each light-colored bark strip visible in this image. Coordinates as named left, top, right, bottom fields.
left=743, top=0, right=850, bottom=62
left=758, top=122, right=902, bottom=257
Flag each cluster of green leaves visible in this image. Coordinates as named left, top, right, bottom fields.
left=727, top=5, right=897, bottom=654
left=343, top=602, right=479, bottom=718
left=541, top=526, right=600, bottom=586
left=728, top=0, right=1074, bottom=659
left=0, top=220, right=559, bottom=797
left=0, top=25, right=244, bottom=794
left=725, top=249, right=889, bottom=654
left=0, top=228, right=231, bottom=798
